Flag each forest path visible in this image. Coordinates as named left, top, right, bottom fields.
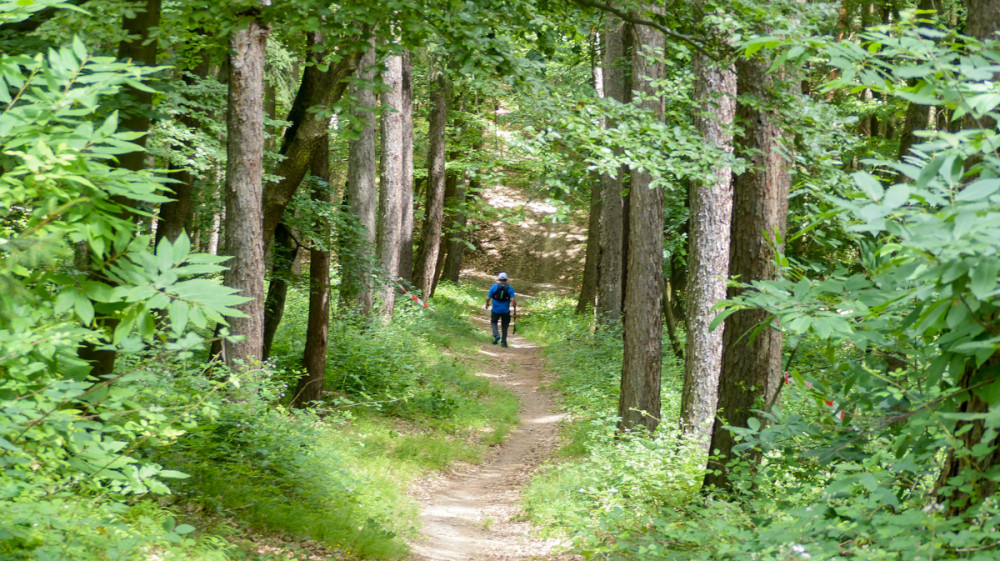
left=407, top=309, right=579, bottom=561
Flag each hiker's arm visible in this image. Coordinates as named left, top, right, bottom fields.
left=485, top=297, right=491, bottom=309
left=512, top=296, right=517, bottom=314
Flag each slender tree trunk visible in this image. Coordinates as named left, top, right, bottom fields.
left=339, top=41, right=378, bottom=316
left=377, top=54, right=405, bottom=319
left=156, top=53, right=210, bottom=246
left=597, top=19, right=627, bottom=324
left=704, top=56, right=792, bottom=490
left=78, top=0, right=162, bottom=377
left=618, top=12, right=664, bottom=433
left=293, top=134, right=332, bottom=407
left=680, top=47, right=737, bottom=447
left=431, top=170, right=459, bottom=296
left=441, top=176, right=473, bottom=283
left=577, top=179, right=602, bottom=314
left=222, top=10, right=268, bottom=366
left=662, top=276, right=683, bottom=360
left=578, top=36, right=604, bottom=314
left=262, top=33, right=365, bottom=253
left=398, top=50, right=416, bottom=283
left=261, top=224, right=296, bottom=360
left=415, top=73, right=450, bottom=297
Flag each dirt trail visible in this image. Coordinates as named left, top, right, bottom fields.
left=407, top=311, right=579, bottom=561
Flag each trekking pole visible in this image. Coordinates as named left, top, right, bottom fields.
left=512, top=310, right=517, bottom=334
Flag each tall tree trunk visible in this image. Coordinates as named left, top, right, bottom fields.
left=261, top=224, right=297, bottom=360
left=577, top=178, right=602, bottom=314
left=78, top=0, right=161, bottom=378
left=578, top=35, right=604, bottom=315
left=618, top=12, right=664, bottom=433
left=339, top=41, right=378, bottom=317
left=440, top=176, right=473, bottom=284
left=704, top=56, right=792, bottom=491
left=293, top=133, right=332, bottom=407
left=414, top=73, right=450, bottom=297
left=680, top=47, right=737, bottom=447
left=597, top=19, right=627, bottom=324
left=398, top=50, right=416, bottom=283
left=262, top=33, right=366, bottom=253
left=222, top=10, right=268, bottom=366
left=662, top=276, right=684, bottom=360
left=430, top=170, right=459, bottom=296
left=156, top=53, right=210, bottom=246
left=377, top=54, right=405, bottom=319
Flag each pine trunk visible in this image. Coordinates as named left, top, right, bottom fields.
left=377, top=54, right=405, bottom=319
left=415, top=73, right=449, bottom=297
left=680, top=48, right=736, bottom=447
left=618, top=11, right=664, bottom=433
left=222, top=13, right=268, bottom=366
left=704, top=56, right=791, bottom=490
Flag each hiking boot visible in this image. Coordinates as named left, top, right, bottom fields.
left=492, top=336, right=500, bottom=345
left=501, top=341, right=508, bottom=348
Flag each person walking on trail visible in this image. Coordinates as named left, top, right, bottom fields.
left=485, top=272, right=517, bottom=348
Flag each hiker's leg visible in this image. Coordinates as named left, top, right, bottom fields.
left=500, top=313, right=511, bottom=344
left=491, top=312, right=501, bottom=340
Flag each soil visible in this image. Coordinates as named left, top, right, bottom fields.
left=407, top=312, right=580, bottom=561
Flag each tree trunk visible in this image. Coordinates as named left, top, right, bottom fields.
left=78, top=0, right=162, bottom=378
left=618, top=11, right=664, bottom=433
left=261, top=224, right=297, bottom=360
left=293, top=134, right=332, bottom=407
left=156, top=53, right=210, bottom=246
left=398, top=50, right=416, bottom=283
left=680, top=48, right=737, bottom=447
left=662, top=277, right=684, bottom=360
left=262, top=33, right=366, bottom=253
left=441, top=176, right=475, bottom=283
left=339, top=41, right=378, bottom=317
left=704, top=56, right=792, bottom=491
left=578, top=34, right=604, bottom=315
left=221, top=12, right=268, bottom=366
left=577, top=178, right=602, bottom=314
left=415, top=73, right=450, bottom=297
left=596, top=19, right=628, bottom=324
left=430, top=170, right=458, bottom=296
left=377, top=54, right=405, bottom=319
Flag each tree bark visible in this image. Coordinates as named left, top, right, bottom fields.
left=415, top=73, right=450, bottom=297
left=261, top=224, right=297, bottom=360
left=430, top=170, right=459, bottom=296
left=262, top=35, right=365, bottom=253
left=78, top=0, right=162, bottom=378
left=377, top=54, right=405, bottom=319
left=293, top=133, right=332, bottom=407
left=704, top=56, right=792, bottom=490
left=339, top=41, right=378, bottom=317
left=680, top=48, right=736, bottom=447
left=156, top=53, right=210, bottom=246
left=222, top=12, right=268, bottom=366
left=440, top=176, right=473, bottom=284
left=398, top=50, right=416, bottom=283
left=578, top=38, right=604, bottom=315
left=596, top=19, right=628, bottom=324
left=618, top=11, right=664, bottom=433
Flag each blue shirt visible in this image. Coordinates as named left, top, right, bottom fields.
left=488, top=283, right=515, bottom=314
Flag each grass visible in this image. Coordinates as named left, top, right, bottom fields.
left=148, top=281, right=521, bottom=560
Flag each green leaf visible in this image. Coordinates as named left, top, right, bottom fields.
left=969, top=260, right=998, bottom=301
left=882, top=184, right=909, bottom=210
left=852, top=171, right=884, bottom=201
left=955, top=178, right=1000, bottom=202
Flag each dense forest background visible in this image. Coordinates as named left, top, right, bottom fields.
left=2, top=0, right=1000, bottom=559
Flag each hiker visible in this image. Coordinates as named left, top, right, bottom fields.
left=485, top=272, right=517, bottom=348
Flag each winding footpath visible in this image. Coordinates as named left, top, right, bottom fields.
left=407, top=312, right=579, bottom=561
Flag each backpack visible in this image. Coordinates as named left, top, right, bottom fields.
left=493, top=285, right=510, bottom=302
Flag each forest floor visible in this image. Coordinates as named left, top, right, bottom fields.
left=406, top=310, right=580, bottom=561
